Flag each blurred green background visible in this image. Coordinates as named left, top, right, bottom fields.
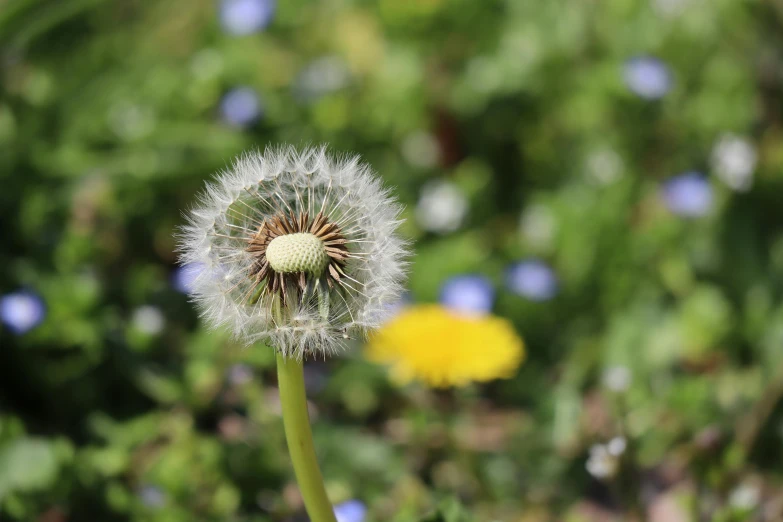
left=2, top=0, right=783, bottom=520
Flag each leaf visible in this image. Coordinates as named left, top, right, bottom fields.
left=419, top=497, right=472, bottom=522
left=0, top=438, right=59, bottom=499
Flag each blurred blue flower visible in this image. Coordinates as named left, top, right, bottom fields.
left=226, top=363, right=253, bottom=385
left=293, top=56, right=351, bottom=102
left=440, top=275, right=494, bottom=316
left=219, top=0, right=275, bottom=35
left=661, top=172, right=713, bottom=218
left=220, top=87, right=263, bottom=127
left=623, top=56, right=671, bottom=100
left=172, top=263, right=205, bottom=294
left=334, top=500, right=367, bottom=522
left=138, top=485, right=166, bottom=508
left=0, top=291, right=45, bottom=334
left=303, top=362, right=328, bottom=393
left=506, top=260, right=558, bottom=301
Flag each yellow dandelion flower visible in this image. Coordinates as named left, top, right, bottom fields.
left=365, top=304, right=525, bottom=388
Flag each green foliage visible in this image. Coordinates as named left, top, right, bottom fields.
left=2, top=0, right=783, bottom=520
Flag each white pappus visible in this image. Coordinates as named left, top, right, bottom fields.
left=178, top=145, right=408, bottom=359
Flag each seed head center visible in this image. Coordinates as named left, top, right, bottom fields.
left=265, top=232, right=329, bottom=275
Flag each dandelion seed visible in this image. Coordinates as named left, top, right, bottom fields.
left=178, top=145, right=407, bottom=358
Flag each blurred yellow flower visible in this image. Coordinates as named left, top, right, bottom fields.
left=366, top=305, right=525, bottom=388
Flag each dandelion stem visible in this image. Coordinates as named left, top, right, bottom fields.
left=276, top=352, right=337, bottom=522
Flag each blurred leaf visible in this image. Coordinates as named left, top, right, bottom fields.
left=0, top=438, right=59, bottom=498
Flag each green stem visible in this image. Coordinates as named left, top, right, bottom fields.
left=276, top=352, right=337, bottom=522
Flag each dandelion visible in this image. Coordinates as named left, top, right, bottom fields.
left=179, top=145, right=407, bottom=359
left=178, top=145, right=406, bottom=522
left=366, top=304, right=524, bottom=388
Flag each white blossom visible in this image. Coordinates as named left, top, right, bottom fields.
left=602, top=365, right=632, bottom=393
left=132, top=306, right=165, bottom=335
left=415, top=180, right=467, bottom=234
left=586, top=443, right=620, bottom=479
left=711, top=134, right=757, bottom=192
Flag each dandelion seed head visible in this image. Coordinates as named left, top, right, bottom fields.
left=179, top=145, right=408, bottom=358
left=265, top=232, right=329, bottom=274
